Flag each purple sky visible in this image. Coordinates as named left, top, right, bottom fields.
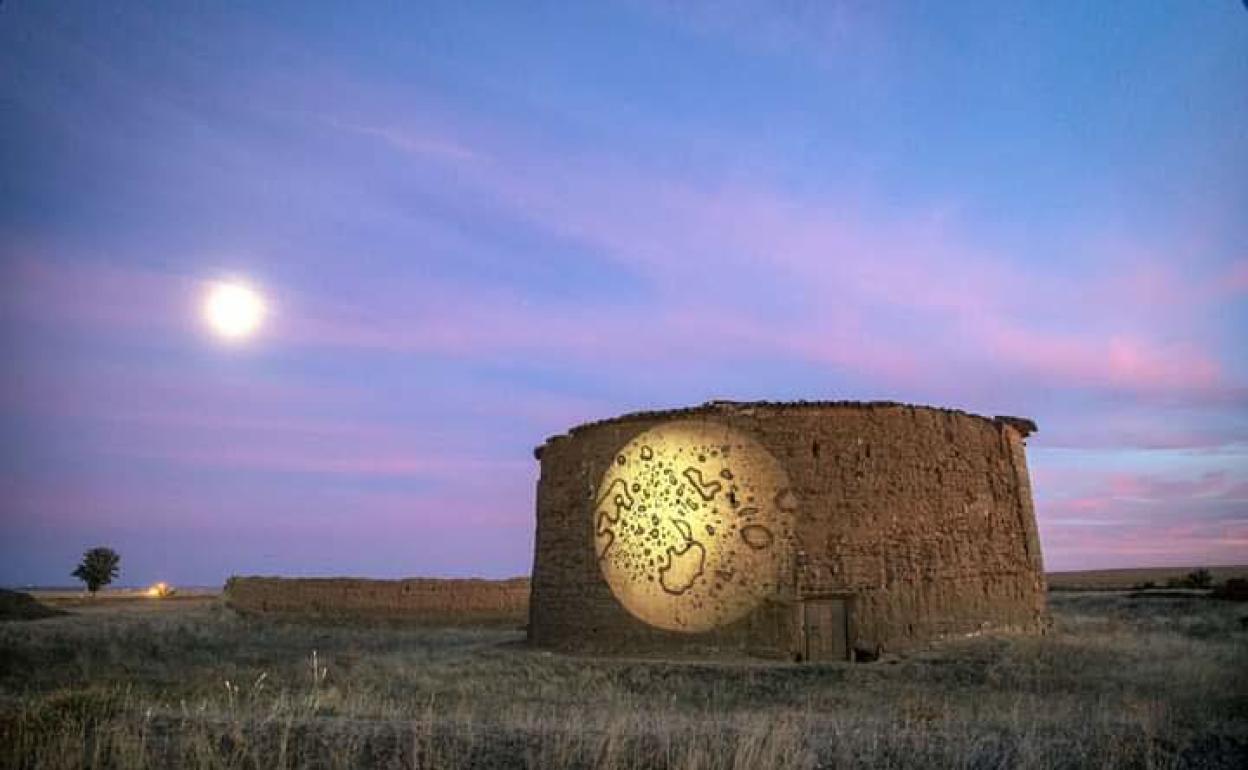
left=2, top=1, right=1245, bottom=586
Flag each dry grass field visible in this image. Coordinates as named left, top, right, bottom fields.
left=20, top=589, right=221, bottom=618
left=1, top=590, right=1246, bottom=769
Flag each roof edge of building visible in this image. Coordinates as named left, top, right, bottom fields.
left=534, top=399, right=1037, bottom=459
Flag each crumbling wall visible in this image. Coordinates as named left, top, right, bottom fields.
left=529, top=400, right=1048, bottom=655
left=224, top=577, right=530, bottom=625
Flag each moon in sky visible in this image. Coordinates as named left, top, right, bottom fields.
left=202, top=281, right=266, bottom=339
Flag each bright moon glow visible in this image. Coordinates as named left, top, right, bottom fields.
left=203, top=282, right=266, bottom=339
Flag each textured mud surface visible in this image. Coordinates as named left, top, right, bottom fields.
left=223, top=577, right=529, bottom=625
left=594, top=420, right=795, bottom=633
left=531, top=400, right=1048, bottom=655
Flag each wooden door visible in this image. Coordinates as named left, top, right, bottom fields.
left=802, top=599, right=850, bottom=661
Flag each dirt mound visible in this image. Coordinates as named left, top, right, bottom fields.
left=0, top=589, right=66, bottom=621
left=223, top=576, right=530, bottom=625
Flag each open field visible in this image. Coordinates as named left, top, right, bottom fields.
left=1, top=591, right=1246, bottom=769
left=21, top=588, right=221, bottom=616
left=1046, top=566, right=1248, bottom=592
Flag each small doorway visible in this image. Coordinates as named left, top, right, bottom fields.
left=800, top=597, right=852, bottom=661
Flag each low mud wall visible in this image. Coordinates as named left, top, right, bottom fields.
left=223, top=577, right=530, bottom=625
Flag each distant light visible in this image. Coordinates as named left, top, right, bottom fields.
left=146, top=582, right=173, bottom=598
left=203, top=281, right=266, bottom=339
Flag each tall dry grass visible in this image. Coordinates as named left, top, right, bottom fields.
left=1, top=592, right=1245, bottom=768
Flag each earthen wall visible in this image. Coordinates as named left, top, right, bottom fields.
left=224, top=577, right=529, bottom=625
left=529, top=401, right=1047, bottom=656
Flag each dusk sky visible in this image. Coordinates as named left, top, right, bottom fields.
left=2, top=1, right=1245, bottom=587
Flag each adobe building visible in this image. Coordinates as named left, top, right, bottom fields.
left=528, top=400, right=1047, bottom=660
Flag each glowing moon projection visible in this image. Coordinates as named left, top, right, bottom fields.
left=594, top=420, right=797, bottom=633
left=203, top=281, right=266, bottom=339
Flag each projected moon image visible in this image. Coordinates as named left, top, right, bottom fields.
left=594, top=420, right=797, bottom=633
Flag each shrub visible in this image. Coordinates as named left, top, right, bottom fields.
left=1185, top=568, right=1213, bottom=589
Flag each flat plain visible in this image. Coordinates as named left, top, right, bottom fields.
left=1046, top=566, right=1248, bottom=591
left=1, top=588, right=1246, bottom=769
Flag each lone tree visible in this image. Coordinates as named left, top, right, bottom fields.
left=72, top=547, right=120, bottom=595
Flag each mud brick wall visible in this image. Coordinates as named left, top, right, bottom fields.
left=528, top=401, right=1048, bottom=655
left=223, top=577, right=530, bottom=625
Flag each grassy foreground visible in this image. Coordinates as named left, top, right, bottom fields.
left=1, top=593, right=1245, bottom=769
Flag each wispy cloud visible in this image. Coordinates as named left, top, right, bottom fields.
left=1036, top=465, right=1248, bottom=570
left=3, top=0, right=1244, bottom=581
left=321, top=116, right=1243, bottom=408
left=321, top=117, right=482, bottom=164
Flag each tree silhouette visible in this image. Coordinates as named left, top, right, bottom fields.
left=1186, top=568, right=1213, bottom=589
left=72, top=547, right=120, bottom=595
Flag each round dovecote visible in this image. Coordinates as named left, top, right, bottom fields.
left=528, top=400, right=1047, bottom=660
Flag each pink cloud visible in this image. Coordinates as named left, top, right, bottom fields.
left=39, top=395, right=529, bottom=479
left=1225, top=260, right=1248, bottom=293
left=1, top=347, right=371, bottom=430
left=1043, top=529, right=1248, bottom=572
left=1038, top=426, right=1245, bottom=452
left=2, top=475, right=530, bottom=537
left=0, top=253, right=211, bottom=337
left=353, top=123, right=1239, bottom=404
left=111, top=443, right=529, bottom=479
left=8, top=167, right=1242, bottom=413
left=6, top=109, right=1244, bottom=493
left=1036, top=465, right=1248, bottom=570
left=1104, top=471, right=1231, bottom=502
left=325, top=118, right=482, bottom=163
left=973, top=321, right=1222, bottom=394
